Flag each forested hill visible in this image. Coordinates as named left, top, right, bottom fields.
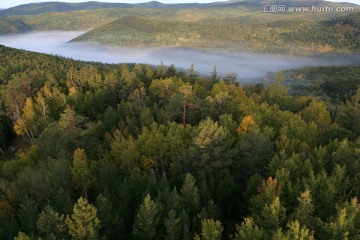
left=0, top=0, right=357, bottom=16
left=0, top=1, right=216, bottom=16
left=72, top=12, right=360, bottom=55
left=0, top=2, right=134, bottom=16
left=0, top=17, right=32, bottom=34
left=2, top=44, right=360, bottom=239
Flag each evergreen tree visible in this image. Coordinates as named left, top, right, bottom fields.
left=37, top=205, right=66, bottom=239
left=234, top=218, right=264, bottom=240
left=133, top=194, right=159, bottom=240
left=195, top=219, right=223, bottom=240
left=286, top=221, right=314, bottom=240
left=18, top=198, right=39, bottom=235
left=165, top=210, right=181, bottom=240
left=66, top=197, right=100, bottom=240
left=70, top=148, right=96, bottom=199
left=14, top=232, right=30, bottom=240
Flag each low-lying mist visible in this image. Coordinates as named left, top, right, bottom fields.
left=0, top=31, right=359, bottom=83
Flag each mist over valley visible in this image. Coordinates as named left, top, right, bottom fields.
left=0, top=31, right=358, bottom=82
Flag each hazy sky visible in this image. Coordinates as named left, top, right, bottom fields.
left=1, top=0, right=359, bottom=9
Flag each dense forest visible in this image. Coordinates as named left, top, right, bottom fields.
left=282, top=65, right=360, bottom=102
left=1, top=45, right=360, bottom=239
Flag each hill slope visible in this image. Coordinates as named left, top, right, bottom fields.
left=0, top=2, right=133, bottom=16
left=72, top=12, right=360, bottom=55
left=0, top=17, right=31, bottom=34
left=2, top=0, right=357, bottom=16
left=0, top=1, right=208, bottom=16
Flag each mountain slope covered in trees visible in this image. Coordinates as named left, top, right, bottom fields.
left=72, top=12, right=360, bottom=55
left=0, top=0, right=357, bottom=16
left=0, top=17, right=31, bottom=34
left=1, top=45, right=360, bottom=239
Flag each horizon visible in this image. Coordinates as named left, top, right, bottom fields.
left=1, top=0, right=359, bottom=9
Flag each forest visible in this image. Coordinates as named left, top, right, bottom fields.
left=282, top=65, right=360, bottom=102
left=1, top=44, right=360, bottom=240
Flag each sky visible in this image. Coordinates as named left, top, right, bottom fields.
left=0, top=0, right=359, bottom=9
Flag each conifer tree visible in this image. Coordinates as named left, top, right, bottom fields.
left=66, top=197, right=100, bottom=240
left=133, top=194, right=159, bottom=240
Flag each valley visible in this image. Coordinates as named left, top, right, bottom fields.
left=0, top=31, right=358, bottom=82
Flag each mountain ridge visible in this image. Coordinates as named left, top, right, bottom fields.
left=1, top=0, right=358, bottom=16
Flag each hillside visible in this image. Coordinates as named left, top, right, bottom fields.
left=2, top=44, right=360, bottom=240
left=72, top=12, right=360, bottom=55
left=0, top=17, right=31, bottom=34
left=0, top=0, right=357, bottom=37
left=1, top=0, right=357, bottom=16
left=0, top=1, right=214, bottom=16
left=0, top=2, right=134, bottom=16
left=0, top=6, right=256, bottom=34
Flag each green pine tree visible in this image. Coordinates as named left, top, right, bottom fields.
left=133, top=194, right=159, bottom=240
left=66, top=197, right=100, bottom=240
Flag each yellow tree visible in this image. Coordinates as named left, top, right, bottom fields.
left=237, top=115, right=255, bottom=135
left=13, top=97, right=38, bottom=143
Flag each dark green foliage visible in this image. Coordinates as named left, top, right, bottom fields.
left=0, top=45, right=360, bottom=240
left=283, top=66, right=360, bottom=102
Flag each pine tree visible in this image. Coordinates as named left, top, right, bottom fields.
left=66, top=197, right=100, bottom=240
left=165, top=210, right=181, bottom=240
left=133, top=194, right=159, bottom=240
left=292, top=189, right=314, bottom=228
left=234, top=218, right=264, bottom=240
left=286, top=221, right=314, bottom=240
left=18, top=198, right=39, bottom=235
left=37, top=205, right=66, bottom=239
left=14, top=232, right=30, bottom=240
left=195, top=219, right=223, bottom=240
left=181, top=173, right=200, bottom=219
left=70, top=148, right=96, bottom=199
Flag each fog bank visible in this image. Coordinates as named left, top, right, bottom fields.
left=0, top=31, right=359, bottom=82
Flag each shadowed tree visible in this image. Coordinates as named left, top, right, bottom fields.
left=70, top=148, right=96, bottom=199
left=165, top=210, right=181, bottom=240
left=37, top=206, right=66, bottom=240
left=133, top=194, right=160, bottom=240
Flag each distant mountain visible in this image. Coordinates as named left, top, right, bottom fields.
left=136, top=1, right=202, bottom=9
left=0, top=0, right=357, bottom=16
left=0, top=1, right=207, bottom=16
left=0, top=2, right=133, bottom=16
